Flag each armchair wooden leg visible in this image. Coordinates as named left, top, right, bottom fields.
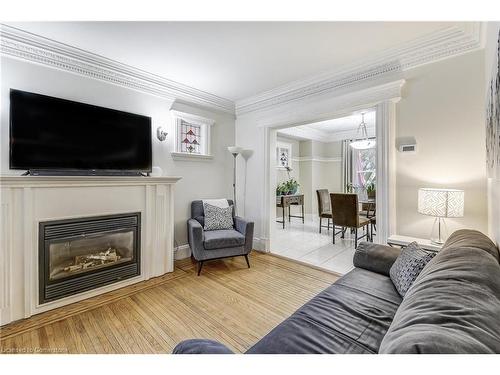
left=319, top=217, right=322, bottom=233
left=355, top=228, right=358, bottom=249
left=244, top=254, right=250, bottom=268
left=197, top=261, right=204, bottom=276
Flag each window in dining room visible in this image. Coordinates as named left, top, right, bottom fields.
left=352, top=142, right=376, bottom=197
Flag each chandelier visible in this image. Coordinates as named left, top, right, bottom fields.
left=350, top=113, right=376, bottom=150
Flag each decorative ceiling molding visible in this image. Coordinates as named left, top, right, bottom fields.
left=0, top=24, right=235, bottom=114
left=259, top=79, right=405, bottom=130
left=0, top=23, right=483, bottom=117
left=279, top=123, right=375, bottom=143
left=236, top=23, right=483, bottom=116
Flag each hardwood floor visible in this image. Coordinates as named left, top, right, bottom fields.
left=0, top=252, right=339, bottom=354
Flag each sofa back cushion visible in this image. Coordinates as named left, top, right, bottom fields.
left=380, top=230, right=500, bottom=353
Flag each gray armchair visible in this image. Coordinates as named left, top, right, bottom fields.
left=187, top=200, right=254, bottom=275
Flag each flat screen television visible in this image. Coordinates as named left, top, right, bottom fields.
left=9, top=89, right=152, bottom=175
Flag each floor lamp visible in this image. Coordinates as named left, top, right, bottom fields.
left=228, top=146, right=243, bottom=214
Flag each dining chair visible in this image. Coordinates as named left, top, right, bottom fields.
left=316, top=189, right=333, bottom=233
left=330, top=193, right=371, bottom=248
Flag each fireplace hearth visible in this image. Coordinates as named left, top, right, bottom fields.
left=39, top=213, right=141, bottom=304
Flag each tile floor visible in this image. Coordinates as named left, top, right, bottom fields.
left=272, top=215, right=369, bottom=275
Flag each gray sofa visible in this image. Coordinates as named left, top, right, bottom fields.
left=188, top=200, right=254, bottom=276
left=173, top=229, right=500, bottom=353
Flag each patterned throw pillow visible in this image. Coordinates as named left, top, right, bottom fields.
left=389, top=242, right=436, bottom=297
left=203, top=203, right=234, bottom=231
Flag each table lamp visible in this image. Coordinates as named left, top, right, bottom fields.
left=418, top=188, right=464, bottom=245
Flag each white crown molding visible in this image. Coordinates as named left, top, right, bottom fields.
left=0, top=23, right=483, bottom=118
left=0, top=24, right=235, bottom=114
left=236, top=23, right=483, bottom=115
left=257, top=79, right=405, bottom=130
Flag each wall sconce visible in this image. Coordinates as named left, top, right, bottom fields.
left=157, top=126, right=168, bottom=142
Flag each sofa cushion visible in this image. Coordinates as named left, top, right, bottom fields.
left=203, top=229, right=245, bottom=250
left=389, top=242, right=436, bottom=297
left=246, top=268, right=402, bottom=354
left=380, top=231, right=500, bottom=353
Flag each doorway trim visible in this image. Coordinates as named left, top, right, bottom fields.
left=258, top=80, right=405, bottom=251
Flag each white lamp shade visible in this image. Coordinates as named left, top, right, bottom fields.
left=227, top=146, right=243, bottom=154
left=418, top=188, right=464, bottom=218
left=350, top=139, right=376, bottom=150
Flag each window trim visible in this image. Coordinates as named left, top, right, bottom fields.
left=170, top=110, right=215, bottom=160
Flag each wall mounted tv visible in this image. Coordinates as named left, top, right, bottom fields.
left=9, top=89, right=152, bottom=175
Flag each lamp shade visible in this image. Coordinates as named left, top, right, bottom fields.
left=350, top=139, right=376, bottom=150
left=418, top=188, right=464, bottom=218
left=227, top=146, right=243, bottom=155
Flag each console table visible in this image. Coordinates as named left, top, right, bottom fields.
left=276, top=194, right=305, bottom=229
left=387, top=234, right=443, bottom=252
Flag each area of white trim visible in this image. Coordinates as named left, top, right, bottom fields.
left=170, top=152, right=214, bottom=161
left=292, top=156, right=342, bottom=163
left=279, top=124, right=375, bottom=143
left=0, top=24, right=235, bottom=114
left=174, top=244, right=191, bottom=260
left=0, top=175, right=182, bottom=187
left=170, top=110, right=216, bottom=127
left=236, top=23, right=482, bottom=115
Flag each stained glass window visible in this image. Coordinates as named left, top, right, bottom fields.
left=179, top=120, right=201, bottom=154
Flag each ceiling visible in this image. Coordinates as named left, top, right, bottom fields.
left=278, top=111, right=376, bottom=142
left=5, top=21, right=466, bottom=101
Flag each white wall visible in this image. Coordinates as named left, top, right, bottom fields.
left=485, top=22, right=500, bottom=245
left=396, top=50, right=487, bottom=240
left=0, top=57, right=235, bottom=250
left=298, top=140, right=342, bottom=215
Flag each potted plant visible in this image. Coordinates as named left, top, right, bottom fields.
left=276, top=182, right=287, bottom=196
left=366, top=182, right=376, bottom=199
left=285, top=178, right=299, bottom=195
left=276, top=179, right=300, bottom=196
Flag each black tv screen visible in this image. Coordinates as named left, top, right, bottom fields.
left=9, top=89, right=152, bottom=174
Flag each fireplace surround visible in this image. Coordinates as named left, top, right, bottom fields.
left=0, top=175, right=180, bottom=325
left=39, top=212, right=141, bottom=304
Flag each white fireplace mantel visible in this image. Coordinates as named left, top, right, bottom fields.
left=0, top=175, right=181, bottom=325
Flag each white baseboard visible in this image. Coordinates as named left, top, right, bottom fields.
left=252, top=237, right=267, bottom=251
left=174, top=244, right=191, bottom=260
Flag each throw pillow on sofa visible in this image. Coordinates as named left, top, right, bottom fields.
left=203, top=203, right=234, bottom=231
left=389, top=242, right=436, bottom=297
